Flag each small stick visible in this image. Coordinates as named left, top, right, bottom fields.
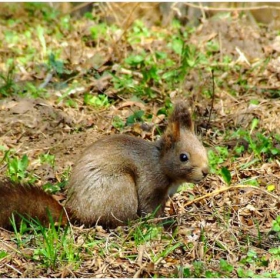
left=184, top=184, right=280, bottom=207
left=184, top=2, right=280, bottom=12
left=206, top=69, right=215, bottom=130
left=5, top=263, right=22, bottom=275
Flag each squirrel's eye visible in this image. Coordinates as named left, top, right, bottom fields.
left=180, top=153, right=189, bottom=162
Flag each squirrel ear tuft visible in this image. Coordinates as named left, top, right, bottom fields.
left=168, top=102, right=194, bottom=132
left=161, top=101, right=194, bottom=151
left=165, top=121, right=180, bottom=145
left=161, top=122, right=180, bottom=151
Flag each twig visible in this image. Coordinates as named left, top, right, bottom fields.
left=120, top=3, right=140, bottom=31
left=198, top=2, right=206, bottom=20
left=133, top=269, right=142, bottom=278
left=104, top=3, right=121, bottom=26
left=39, top=71, right=53, bottom=89
left=5, top=263, right=22, bottom=275
left=136, top=244, right=145, bottom=266
left=206, top=69, right=215, bottom=130
left=184, top=2, right=280, bottom=12
left=0, top=239, right=22, bottom=255
left=63, top=206, right=75, bottom=239
left=110, top=2, right=140, bottom=44
left=68, top=2, right=93, bottom=15
left=184, top=184, right=280, bottom=207
left=133, top=245, right=145, bottom=278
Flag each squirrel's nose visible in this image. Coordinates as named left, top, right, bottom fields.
left=202, top=166, right=209, bottom=177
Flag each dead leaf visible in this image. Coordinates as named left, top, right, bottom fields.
left=10, top=99, right=34, bottom=114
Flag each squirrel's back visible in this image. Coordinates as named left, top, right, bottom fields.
left=65, top=134, right=167, bottom=227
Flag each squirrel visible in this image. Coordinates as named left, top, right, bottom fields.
left=0, top=101, right=209, bottom=230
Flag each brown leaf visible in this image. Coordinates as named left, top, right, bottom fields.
left=10, top=99, right=34, bottom=114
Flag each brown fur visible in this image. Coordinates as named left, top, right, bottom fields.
left=0, top=101, right=209, bottom=230
left=0, top=180, right=67, bottom=230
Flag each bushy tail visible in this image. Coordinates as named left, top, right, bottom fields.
left=0, top=180, right=68, bottom=230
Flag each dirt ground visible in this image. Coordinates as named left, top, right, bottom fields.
left=1, top=97, right=103, bottom=180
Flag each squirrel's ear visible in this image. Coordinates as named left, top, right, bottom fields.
left=169, top=102, right=194, bottom=132
left=161, top=122, right=180, bottom=150
left=161, top=102, right=193, bottom=150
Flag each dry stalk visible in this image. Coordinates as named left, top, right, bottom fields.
left=114, top=3, right=140, bottom=42
left=68, top=2, right=93, bottom=15
left=184, top=184, right=280, bottom=207
left=184, top=2, right=280, bottom=12
left=0, top=239, right=21, bottom=254
left=134, top=245, right=146, bottom=278
left=5, top=264, right=22, bottom=275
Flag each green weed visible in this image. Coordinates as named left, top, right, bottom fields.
left=205, top=40, right=220, bottom=55
left=0, top=251, right=8, bottom=259
left=163, top=41, right=202, bottom=87
left=152, top=242, right=182, bottom=263
left=271, top=216, right=280, bottom=233
left=126, top=207, right=166, bottom=245
left=0, top=64, right=18, bottom=97
left=40, top=153, right=55, bottom=168
left=39, top=153, right=67, bottom=194
left=10, top=215, right=32, bottom=248
left=48, top=53, right=66, bottom=76
left=37, top=25, right=47, bottom=57
left=64, top=98, right=78, bottom=108
left=83, top=238, right=107, bottom=257
left=33, top=226, right=78, bottom=269
left=178, top=259, right=234, bottom=278
left=269, top=247, right=280, bottom=259
left=112, top=116, right=125, bottom=130
left=112, top=74, right=134, bottom=91
left=208, top=146, right=229, bottom=174
left=23, top=82, right=48, bottom=98
left=232, top=121, right=280, bottom=161
left=114, top=21, right=203, bottom=98
left=126, top=110, right=145, bottom=125
left=9, top=215, right=56, bottom=259
left=84, top=93, right=110, bottom=108
left=42, top=182, right=63, bottom=194
left=129, top=221, right=163, bottom=246
left=128, top=20, right=151, bottom=45
left=17, top=214, right=78, bottom=269
left=268, top=216, right=280, bottom=259
left=220, top=166, right=232, bottom=185
left=59, top=15, right=72, bottom=32
left=25, top=3, right=61, bottom=22
left=90, top=22, right=108, bottom=41
left=125, top=53, right=146, bottom=67
left=242, top=178, right=259, bottom=186
left=237, top=246, right=280, bottom=277
left=4, top=29, right=20, bottom=45
left=6, top=154, right=35, bottom=183
left=178, top=43, right=198, bottom=81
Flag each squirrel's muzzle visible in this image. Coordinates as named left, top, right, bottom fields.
left=202, top=166, right=209, bottom=178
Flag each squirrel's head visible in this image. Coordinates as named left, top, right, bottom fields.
left=160, top=102, right=209, bottom=184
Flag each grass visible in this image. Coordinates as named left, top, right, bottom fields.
left=0, top=2, right=280, bottom=278
left=9, top=214, right=78, bottom=270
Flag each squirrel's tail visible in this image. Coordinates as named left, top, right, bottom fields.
left=0, top=180, right=68, bottom=230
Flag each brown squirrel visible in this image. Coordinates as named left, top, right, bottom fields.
left=0, top=102, right=209, bottom=230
